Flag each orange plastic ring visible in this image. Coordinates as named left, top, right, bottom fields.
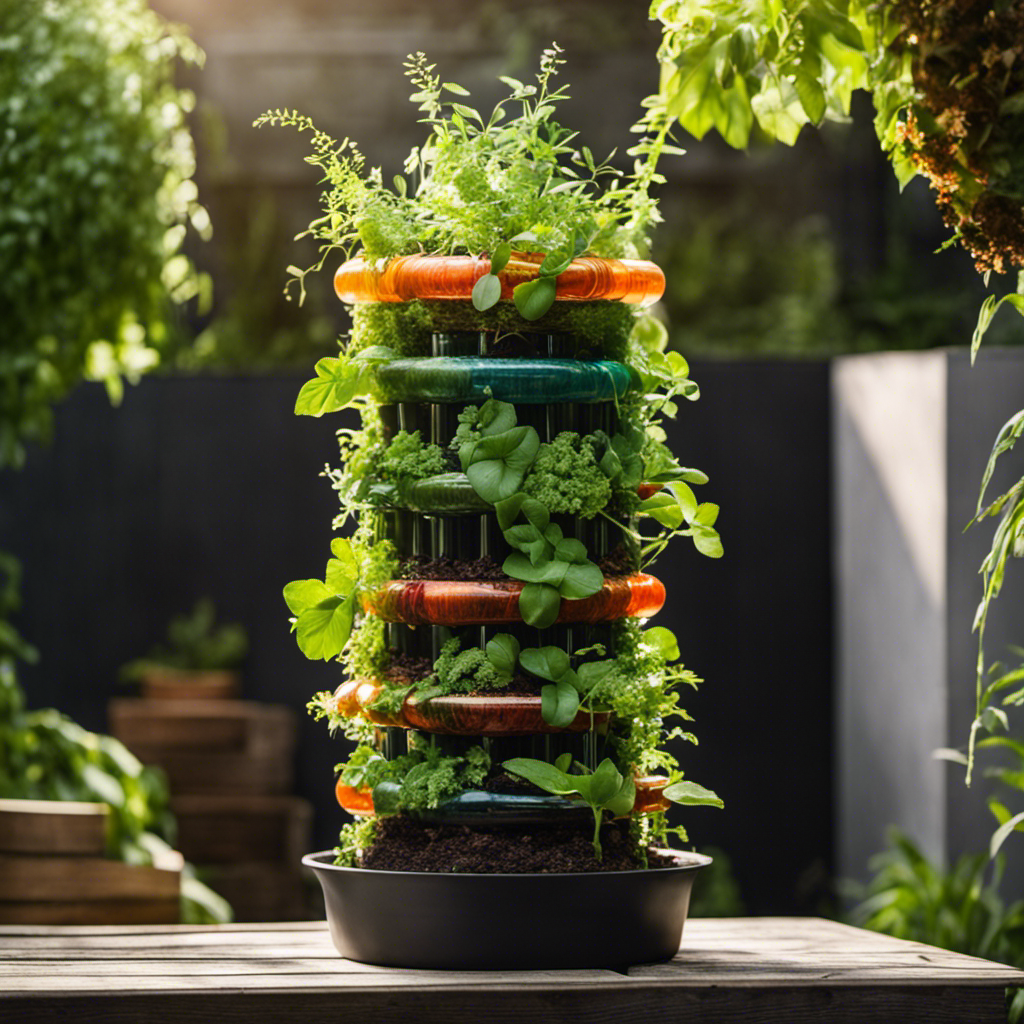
left=364, top=573, right=665, bottom=626
left=334, top=252, right=665, bottom=307
left=335, top=779, right=375, bottom=817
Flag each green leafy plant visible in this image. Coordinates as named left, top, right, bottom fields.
left=849, top=829, right=1024, bottom=1021
left=521, top=432, right=612, bottom=517
left=503, top=755, right=636, bottom=859
left=120, top=599, right=247, bottom=680
left=273, top=47, right=723, bottom=871
left=0, top=0, right=207, bottom=470
left=338, top=738, right=491, bottom=816
left=939, top=654, right=1024, bottom=859
left=293, top=347, right=396, bottom=418
left=504, top=754, right=721, bottom=859
left=256, top=45, right=678, bottom=318
left=284, top=520, right=398, bottom=663
left=420, top=634, right=520, bottom=698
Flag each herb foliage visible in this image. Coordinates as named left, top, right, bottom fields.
left=120, top=599, right=247, bottom=680
left=256, top=45, right=676, bottom=318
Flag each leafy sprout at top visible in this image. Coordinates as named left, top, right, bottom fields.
left=255, top=44, right=681, bottom=304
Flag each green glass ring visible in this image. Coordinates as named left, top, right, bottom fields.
left=374, top=358, right=633, bottom=405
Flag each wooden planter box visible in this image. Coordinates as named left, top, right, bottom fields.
left=199, top=862, right=312, bottom=922
left=109, top=699, right=296, bottom=796
left=0, top=800, right=182, bottom=925
left=170, top=795, right=312, bottom=864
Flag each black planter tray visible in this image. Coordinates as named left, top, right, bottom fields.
left=302, top=848, right=711, bottom=969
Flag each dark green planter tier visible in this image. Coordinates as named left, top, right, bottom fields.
left=375, top=357, right=633, bottom=405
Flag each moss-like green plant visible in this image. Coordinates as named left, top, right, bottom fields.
left=521, top=433, right=611, bottom=518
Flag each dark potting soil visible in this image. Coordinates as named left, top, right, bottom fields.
left=397, top=554, right=507, bottom=581
left=360, top=816, right=676, bottom=873
left=598, top=544, right=637, bottom=577
left=484, top=771, right=544, bottom=794
left=382, top=652, right=433, bottom=684
left=398, top=550, right=634, bottom=582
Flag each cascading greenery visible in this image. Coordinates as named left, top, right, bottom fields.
left=272, top=49, right=723, bottom=863
left=648, top=0, right=1024, bottom=879
left=0, top=0, right=207, bottom=665
left=0, top=0, right=226, bottom=919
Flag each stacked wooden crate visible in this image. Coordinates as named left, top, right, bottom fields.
left=0, top=799, right=182, bottom=924
left=109, top=698, right=312, bottom=921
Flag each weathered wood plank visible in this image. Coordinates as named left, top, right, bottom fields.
left=0, top=983, right=1012, bottom=1024
left=0, top=917, right=1020, bottom=1024
left=0, top=800, right=108, bottom=856
left=109, top=699, right=294, bottom=752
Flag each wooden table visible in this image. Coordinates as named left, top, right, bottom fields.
left=1, top=917, right=1021, bottom=1023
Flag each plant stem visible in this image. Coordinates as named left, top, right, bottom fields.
left=591, top=807, right=603, bottom=860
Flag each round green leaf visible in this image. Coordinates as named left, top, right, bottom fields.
left=519, top=582, right=561, bottom=628
left=513, top=276, right=557, bottom=321
left=643, top=626, right=680, bottom=661
left=663, top=781, right=724, bottom=808
left=490, top=241, right=512, bottom=275
left=295, top=592, right=355, bottom=661
left=559, top=561, right=604, bottom=600
left=283, top=579, right=331, bottom=617
left=692, top=526, right=724, bottom=559
left=541, top=680, right=580, bottom=729
left=520, top=646, right=571, bottom=682
left=486, top=633, right=520, bottom=676
left=472, top=273, right=501, bottom=312
left=589, top=758, right=624, bottom=807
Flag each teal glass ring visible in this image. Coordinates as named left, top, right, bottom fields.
left=374, top=358, right=633, bottom=405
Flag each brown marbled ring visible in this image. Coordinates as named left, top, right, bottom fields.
left=364, top=573, right=666, bottom=627
left=332, top=678, right=607, bottom=736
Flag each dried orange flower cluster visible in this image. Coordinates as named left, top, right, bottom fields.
left=891, top=0, right=1024, bottom=275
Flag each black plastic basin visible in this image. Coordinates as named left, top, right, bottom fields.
left=302, top=848, right=711, bottom=969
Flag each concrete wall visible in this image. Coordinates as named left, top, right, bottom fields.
left=834, top=348, right=1024, bottom=892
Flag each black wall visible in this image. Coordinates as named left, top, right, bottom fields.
left=0, top=363, right=832, bottom=913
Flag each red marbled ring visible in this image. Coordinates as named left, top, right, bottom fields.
left=364, top=574, right=665, bottom=626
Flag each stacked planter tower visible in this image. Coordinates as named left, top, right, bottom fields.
left=271, top=55, right=724, bottom=967
left=330, top=253, right=673, bottom=830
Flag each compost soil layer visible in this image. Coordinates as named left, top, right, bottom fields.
left=359, top=816, right=674, bottom=873
left=396, top=547, right=636, bottom=582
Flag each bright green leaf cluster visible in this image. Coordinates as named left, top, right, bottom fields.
left=648, top=0, right=877, bottom=149
left=422, top=634, right=519, bottom=697
left=294, top=347, right=396, bottom=417
left=120, top=599, right=247, bottom=680
left=284, top=529, right=397, bottom=663
left=361, top=740, right=491, bottom=814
